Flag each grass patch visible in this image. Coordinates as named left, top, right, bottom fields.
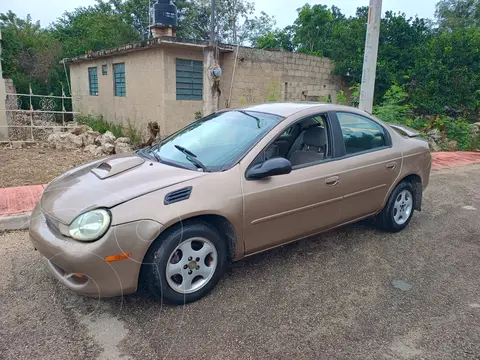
left=77, top=115, right=142, bottom=146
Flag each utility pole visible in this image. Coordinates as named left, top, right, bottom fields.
left=0, top=31, right=8, bottom=141
left=203, top=0, right=220, bottom=116
left=358, top=0, right=382, bottom=114
left=210, top=0, right=215, bottom=44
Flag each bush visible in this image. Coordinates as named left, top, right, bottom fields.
left=372, top=84, right=480, bottom=150
left=373, top=84, right=410, bottom=124
left=443, top=118, right=471, bottom=151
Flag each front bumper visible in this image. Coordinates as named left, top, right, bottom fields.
left=29, top=204, right=162, bottom=297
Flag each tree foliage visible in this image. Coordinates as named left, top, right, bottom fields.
left=0, top=11, right=60, bottom=95
left=435, top=0, right=480, bottom=29
left=1, top=0, right=479, bottom=119
left=257, top=1, right=478, bottom=119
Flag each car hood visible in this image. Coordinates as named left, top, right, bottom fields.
left=40, top=154, right=207, bottom=224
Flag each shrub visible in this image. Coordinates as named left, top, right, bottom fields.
left=336, top=90, right=347, bottom=105
left=349, top=84, right=360, bottom=107
left=77, top=115, right=141, bottom=146
left=443, top=118, right=471, bottom=151
left=373, top=84, right=410, bottom=124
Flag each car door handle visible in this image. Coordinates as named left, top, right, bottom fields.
left=386, top=162, right=397, bottom=170
left=325, top=176, right=340, bottom=186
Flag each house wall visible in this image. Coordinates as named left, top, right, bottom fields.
left=70, top=44, right=204, bottom=137
left=69, top=45, right=348, bottom=137
left=220, top=48, right=348, bottom=109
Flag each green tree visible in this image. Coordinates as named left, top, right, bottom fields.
left=254, top=26, right=295, bottom=51
left=53, top=4, right=141, bottom=56
left=292, top=4, right=334, bottom=55
left=408, top=26, right=480, bottom=118
left=435, top=0, right=480, bottom=29
left=102, top=0, right=151, bottom=39
left=0, top=11, right=60, bottom=95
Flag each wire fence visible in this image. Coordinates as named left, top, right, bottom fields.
left=1, top=86, right=80, bottom=143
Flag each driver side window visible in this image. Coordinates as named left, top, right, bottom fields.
left=254, top=114, right=330, bottom=168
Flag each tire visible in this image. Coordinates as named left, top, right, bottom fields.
left=141, top=221, right=227, bottom=305
left=376, top=181, right=415, bottom=233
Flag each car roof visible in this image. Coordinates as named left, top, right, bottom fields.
left=240, top=103, right=370, bottom=118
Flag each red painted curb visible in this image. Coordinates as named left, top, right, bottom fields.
left=431, top=151, right=480, bottom=170
left=0, top=152, right=479, bottom=218
left=0, top=184, right=47, bottom=217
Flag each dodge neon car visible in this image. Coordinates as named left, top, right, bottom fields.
left=29, top=103, right=432, bottom=304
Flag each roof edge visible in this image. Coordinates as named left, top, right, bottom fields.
left=61, top=36, right=235, bottom=64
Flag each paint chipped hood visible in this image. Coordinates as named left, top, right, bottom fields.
left=40, top=153, right=207, bottom=224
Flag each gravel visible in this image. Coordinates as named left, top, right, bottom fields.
left=0, top=148, right=99, bottom=188
left=1, top=164, right=480, bottom=359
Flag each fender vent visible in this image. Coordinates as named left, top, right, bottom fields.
left=164, top=187, right=192, bottom=205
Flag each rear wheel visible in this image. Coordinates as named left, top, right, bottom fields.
left=141, top=221, right=227, bottom=304
left=376, top=181, right=415, bottom=232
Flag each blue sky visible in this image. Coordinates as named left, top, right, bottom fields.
left=1, top=0, right=438, bottom=28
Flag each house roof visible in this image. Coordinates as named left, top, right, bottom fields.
left=62, top=36, right=235, bottom=64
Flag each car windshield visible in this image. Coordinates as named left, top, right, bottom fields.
left=148, top=110, right=283, bottom=171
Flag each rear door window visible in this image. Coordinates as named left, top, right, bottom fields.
left=337, top=112, right=388, bottom=155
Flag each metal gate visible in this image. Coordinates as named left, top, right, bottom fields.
left=0, top=86, right=79, bottom=143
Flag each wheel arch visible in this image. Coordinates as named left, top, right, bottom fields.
left=386, top=173, right=423, bottom=212
left=146, top=214, right=239, bottom=262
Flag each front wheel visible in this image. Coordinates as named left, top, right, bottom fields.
left=376, top=181, right=415, bottom=232
left=141, top=221, right=227, bottom=304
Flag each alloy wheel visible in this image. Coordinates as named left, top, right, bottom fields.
left=393, top=189, right=413, bottom=225
left=165, top=237, right=218, bottom=294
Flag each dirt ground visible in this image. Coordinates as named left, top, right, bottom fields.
left=0, top=148, right=98, bottom=188
left=1, top=164, right=480, bottom=360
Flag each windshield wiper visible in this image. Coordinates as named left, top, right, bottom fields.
left=147, top=146, right=162, bottom=163
left=237, top=110, right=262, bottom=128
left=174, top=145, right=208, bottom=172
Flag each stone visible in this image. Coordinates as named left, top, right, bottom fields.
left=11, top=142, right=25, bottom=149
left=93, top=146, right=105, bottom=156
left=83, top=144, right=98, bottom=154
left=95, top=131, right=116, bottom=146
left=392, top=279, right=412, bottom=291
left=115, top=142, right=133, bottom=154
left=47, top=132, right=83, bottom=150
left=140, top=122, right=160, bottom=146
left=470, top=122, right=480, bottom=134
left=426, top=128, right=442, bottom=142
left=447, top=140, right=457, bottom=151
left=115, top=137, right=131, bottom=145
left=81, top=130, right=100, bottom=146
left=102, top=143, right=115, bottom=155
left=428, top=139, right=440, bottom=152
left=70, top=124, right=91, bottom=136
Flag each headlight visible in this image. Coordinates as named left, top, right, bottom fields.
left=68, top=209, right=111, bottom=242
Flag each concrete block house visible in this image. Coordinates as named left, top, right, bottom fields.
left=66, top=32, right=348, bottom=137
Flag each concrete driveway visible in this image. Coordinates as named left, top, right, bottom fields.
left=1, top=164, right=480, bottom=360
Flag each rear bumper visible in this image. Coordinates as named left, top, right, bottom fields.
left=29, top=203, right=161, bottom=297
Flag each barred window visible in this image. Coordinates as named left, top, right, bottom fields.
left=102, top=64, right=108, bottom=76
left=88, top=67, right=98, bottom=96
left=176, top=59, right=203, bottom=100
left=113, top=63, right=126, bottom=97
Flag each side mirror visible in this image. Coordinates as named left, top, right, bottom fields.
left=246, top=157, right=292, bottom=180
